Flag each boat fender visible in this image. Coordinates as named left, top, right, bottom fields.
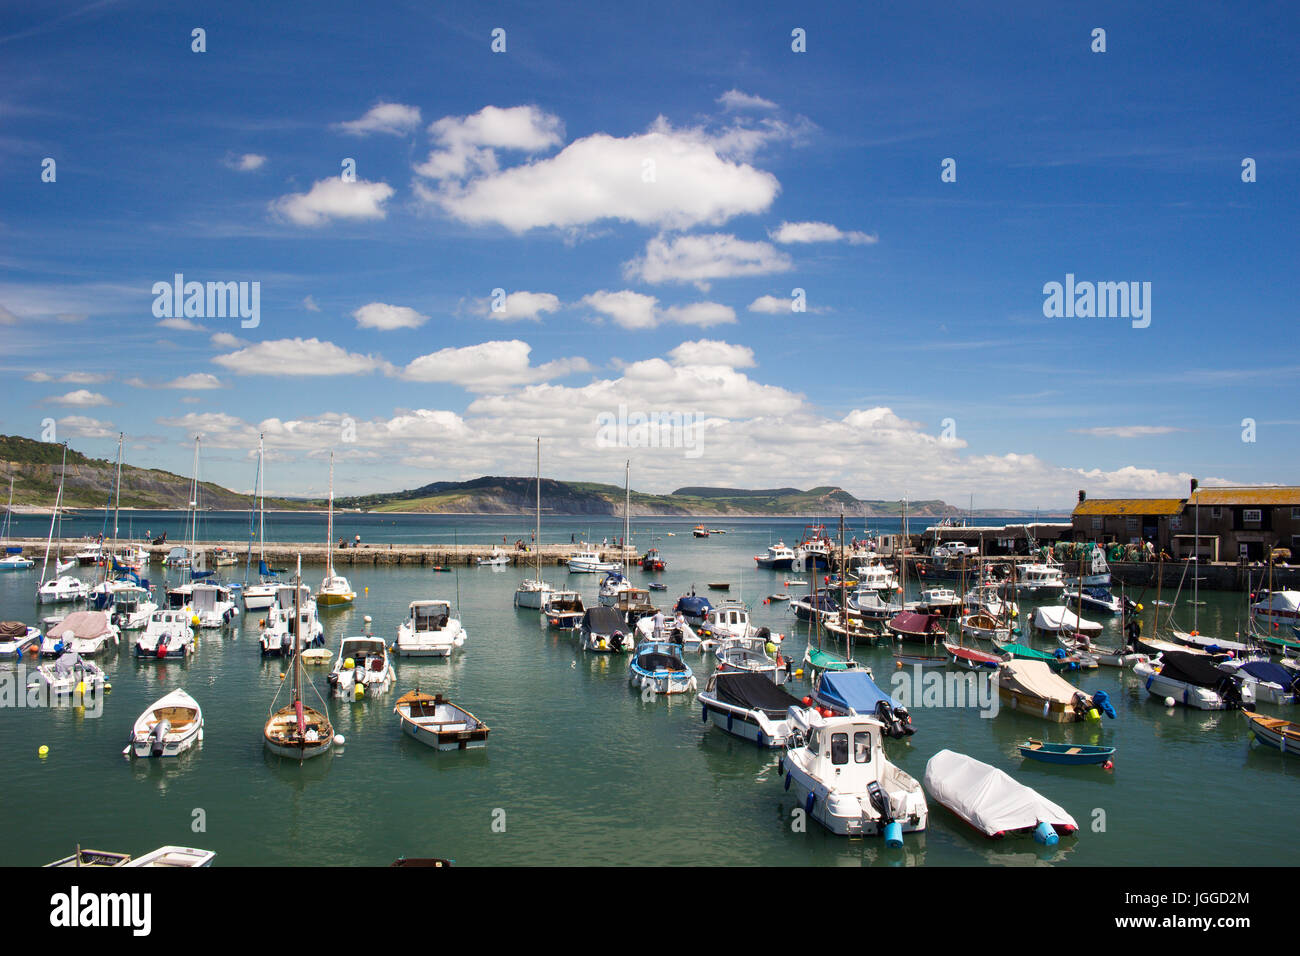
left=726, top=713, right=733, bottom=733
left=701, top=704, right=708, bottom=723
left=1144, top=674, right=1154, bottom=691
left=777, top=757, right=784, bottom=775
left=882, top=821, right=904, bottom=848
left=784, top=771, right=791, bottom=791
left=804, top=791, right=815, bottom=815
left=1033, top=821, right=1059, bottom=846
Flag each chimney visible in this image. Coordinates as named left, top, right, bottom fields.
left=1078, top=490, right=1086, bottom=503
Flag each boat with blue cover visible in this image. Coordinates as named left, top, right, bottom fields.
left=812, top=670, right=914, bottom=738
left=1017, top=739, right=1115, bottom=766
left=674, top=591, right=712, bottom=625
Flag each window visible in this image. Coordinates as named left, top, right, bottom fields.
left=807, top=731, right=820, bottom=755
left=854, top=732, right=871, bottom=763
left=1212, top=507, right=1222, bottom=519
left=1170, top=516, right=1181, bottom=530
left=1091, top=517, right=1102, bottom=530
left=1126, top=517, right=1138, bottom=531
left=1244, top=509, right=1262, bottom=523
left=1293, top=508, right=1300, bottom=520
left=830, top=732, right=849, bottom=765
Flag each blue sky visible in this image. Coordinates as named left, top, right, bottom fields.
left=1, top=1, right=1296, bottom=506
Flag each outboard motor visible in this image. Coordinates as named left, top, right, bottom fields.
left=1092, top=689, right=1116, bottom=719
left=150, top=719, right=170, bottom=756
left=610, top=631, right=625, bottom=652
left=155, top=633, right=170, bottom=659
left=866, top=781, right=894, bottom=823
left=756, top=626, right=771, bottom=641
left=874, top=699, right=914, bottom=738
left=281, top=633, right=292, bottom=656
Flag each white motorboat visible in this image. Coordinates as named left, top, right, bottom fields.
left=40, top=610, right=119, bottom=657
left=567, top=549, right=620, bottom=574
left=477, top=548, right=511, bottom=568
left=513, top=577, right=553, bottom=609
left=242, top=581, right=279, bottom=612
left=598, top=570, right=635, bottom=606
left=698, top=670, right=802, bottom=746
left=754, top=541, right=796, bottom=570
left=847, top=587, right=904, bottom=622
left=914, top=587, right=962, bottom=618
left=715, top=639, right=791, bottom=685
left=328, top=629, right=396, bottom=698
left=0, top=479, right=32, bottom=571
left=541, top=589, right=586, bottom=629
left=27, top=651, right=106, bottom=697
left=634, top=612, right=699, bottom=649
left=107, top=584, right=157, bottom=630
left=1251, top=589, right=1300, bottom=630
left=394, top=689, right=490, bottom=750
left=73, top=543, right=103, bottom=567
left=924, top=750, right=1078, bottom=844
left=778, top=707, right=928, bottom=840
left=394, top=600, right=466, bottom=657
left=0, top=621, right=41, bottom=658
left=122, top=846, right=215, bottom=867
left=700, top=600, right=765, bottom=643
left=1217, top=659, right=1299, bottom=705
left=243, top=438, right=279, bottom=610
left=1062, top=587, right=1122, bottom=615
left=259, top=584, right=324, bottom=655
left=186, top=582, right=237, bottom=628
left=134, top=609, right=194, bottom=660
left=0, top=553, right=33, bottom=572
left=1134, top=651, right=1253, bottom=710
left=628, top=639, right=697, bottom=695
left=1031, top=605, right=1102, bottom=637
left=1015, top=562, right=1066, bottom=593
left=128, top=688, right=203, bottom=758
left=36, top=575, right=89, bottom=605
left=848, top=561, right=899, bottom=593
left=962, top=582, right=1018, bottom=619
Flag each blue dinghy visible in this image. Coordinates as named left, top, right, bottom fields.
left=1017, top=739, right=1115, bottom=766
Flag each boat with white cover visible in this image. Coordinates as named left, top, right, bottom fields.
left=698, top=670, right=801, bottom=746
left=1251, top=589, right=1300, bottom=630
left=1134, top=651, right=1253, bottom=710
left=128, top=688, right=203, bottom=758
left=394, top=689, right=490, bottom=750
left=40, top=610, right=119, bottom=657
left=924, top=750, right=1078, bottom=844
left=394, top=600, right=465, bottom=657
left=1031, top=605, right=1102, bottom=637
left=778, top=707, right=928, bottom=840
left=1062, top=587, right=1122, bottom=615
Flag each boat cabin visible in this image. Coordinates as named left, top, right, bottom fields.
left=790, top=710, right=886, bottom=784
left=409, top=600, right=451, bottom=632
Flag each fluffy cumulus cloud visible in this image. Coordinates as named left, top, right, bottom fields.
left=164, top=373, right=223, bottom=390
left=57, top=415, right=115, bottom=439
left=416, top=109, right=781, bottom=234
left=352, top=302, right=430, bottom=331
left=748, top=294, right=794, bottom=314
left=270, top=178, right=395, bottom=227
left=226, top=153, right=266, bottom=171
left=667, top=340, right=756, bottom=368
left=49, top=389, right=109, bottom=406
left=335, top=102, right=422, bottom=136
left=770, top=220, right=877, bottom=245
left=398, top=340, right=590, bottom=391
left=212, top=338, right=392, bottom=376
left=581, top=291, right=735, bottom=329
left=623, top=233, right=792, bottom=286
left=474, top=291, right=561, bottom=322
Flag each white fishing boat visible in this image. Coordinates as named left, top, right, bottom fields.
left=846, top=587, right=904, bottom=621
left=36, top=575, right=89, bottom=605
left=715, top=639, right=791, bottom=685
left=962, top=582, right=1018, bottom=619
left=754, top=541, right=796, bottom=570
left=134, top=609, right=194, bottom=659
left=40, top=610, right=119, bottom=657
left=700, top=600, right=764, bottom=643
left=1134, top=651, right=1253, bottom=710
left=186, top=582, right=237, bottom=628
left=128, top=688, right=203, bottom=758
left=541, top=589, right=585, bottom=629
left=698, top=670, right=802, bottom=747
left=628, top=639, right=696, bottom=694
left=0, top=621, right=41, bottom=658
left=27, top=651, right=106, bottom=697
left=107, top=584, right=157, bottom=630
left=0, top=477, right=33, bottom=571
left=597, top=570, right=635, bottom=606
left=394, top=600, right=466, bottom=657
left=122, top=846, right=215, bottom=867
left=264, top=566, right=334, bottom=761
left=634, top=612, right=699, bottom=649
left=328, top=626, right=396, bottom=699
left=567, top=549, right=619, bottom=574
left=848, top=560, right=899, bottom=593
left=924, top=750, right=1078, bottom=844
left=394, top=689, right=490, bottom=750
left=913, top=586, right=963, bottom=618
left=259, top=584, right=324, bottom=655
left=778, top=707, right=928, bottom=840
left=477, top=548, right=510, bottom=568
left=1062, top=587, right=1122, bottom=615
left=1016, top=562, right=1066, bottom=593
left=1031, top=605, right=1102, bottom=637
left=318, top=453, right=355, bottom=608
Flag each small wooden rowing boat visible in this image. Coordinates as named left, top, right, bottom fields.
left=394, top=689, right=490, bottom=751
left=1017, top=738, right=1115, bottom=766
left=1243, top=709, right=1300, bottom=753
left=707, top=582, right=730, bottom=591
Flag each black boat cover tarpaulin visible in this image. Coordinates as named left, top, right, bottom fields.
left=713, top=671, right=801, bottom=718
left=582, top=606, right=624, bottom=634
left=1160, top=651, right=1228, bottom=689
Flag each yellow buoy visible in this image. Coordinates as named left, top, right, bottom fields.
left=354, top=683, right=365, bottom=698
left=364, top=586, right=369, bottom=594
left=793, top=668, right=804, bottom=678
left=191, top=616, right=201, bottom=628
left=344, top=657, right=355, bottom=670
left=38, top=745, right=49, bottom=758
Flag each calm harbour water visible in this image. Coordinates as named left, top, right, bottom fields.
left=1, top=513, right=1293, bottom=867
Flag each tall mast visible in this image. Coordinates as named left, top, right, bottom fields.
left=187, top=436, right=200, bottom=585
left=326, top=452, right=335, bottom=578
left=41, top=444, right=67, bottom=579
left=1191, top=478, right=1199, bottom=631
left=103, top=433, right=124, bottom=585
left=623, top=460, right=630, bottom=572
left=535, top=437, right=541, bottom=583
left=258, top=434, right=266, bottom=563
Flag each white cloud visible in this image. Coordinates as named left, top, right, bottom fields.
left=581, top=290, right=735, bottom=329
left=226, top=153, right=266, bottom=171
left=770, top=220, right=877, bottom=245
left=1071, top=426, right=1185, bottom=438
left=212, top=337, right=392, bottom=376
left=717, top=90, right=778, bottom=111
left=302, top=295, right=321, bottom=312
left=352, top=302, right=430, bottom=331
left=49, top=389, right=109, bottom=407
left=158, top=317, right=205, bottom=331
left=335, top=102, right=422, bottom=137
left=748, top=294, right=794, bottom=314
left=419, top=119, right=780, bottom=234
left=57, top=415, right=115, bottom=439
left=270, top=178, right=395, bottom=227
left=164, top=374, right=223, bottom=390
left=210, top=332, right=245, bottom=349
left=26, top=371, right=109, bottom=384
left=667, top=340, right=756, bottom=368
left=416, top=105, right=564, bottom=182
left=474, top=291, right=561, bottom=322
left=399, top=340, right=590, bottom=390
left=623, top=233, right=792, bottom=287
